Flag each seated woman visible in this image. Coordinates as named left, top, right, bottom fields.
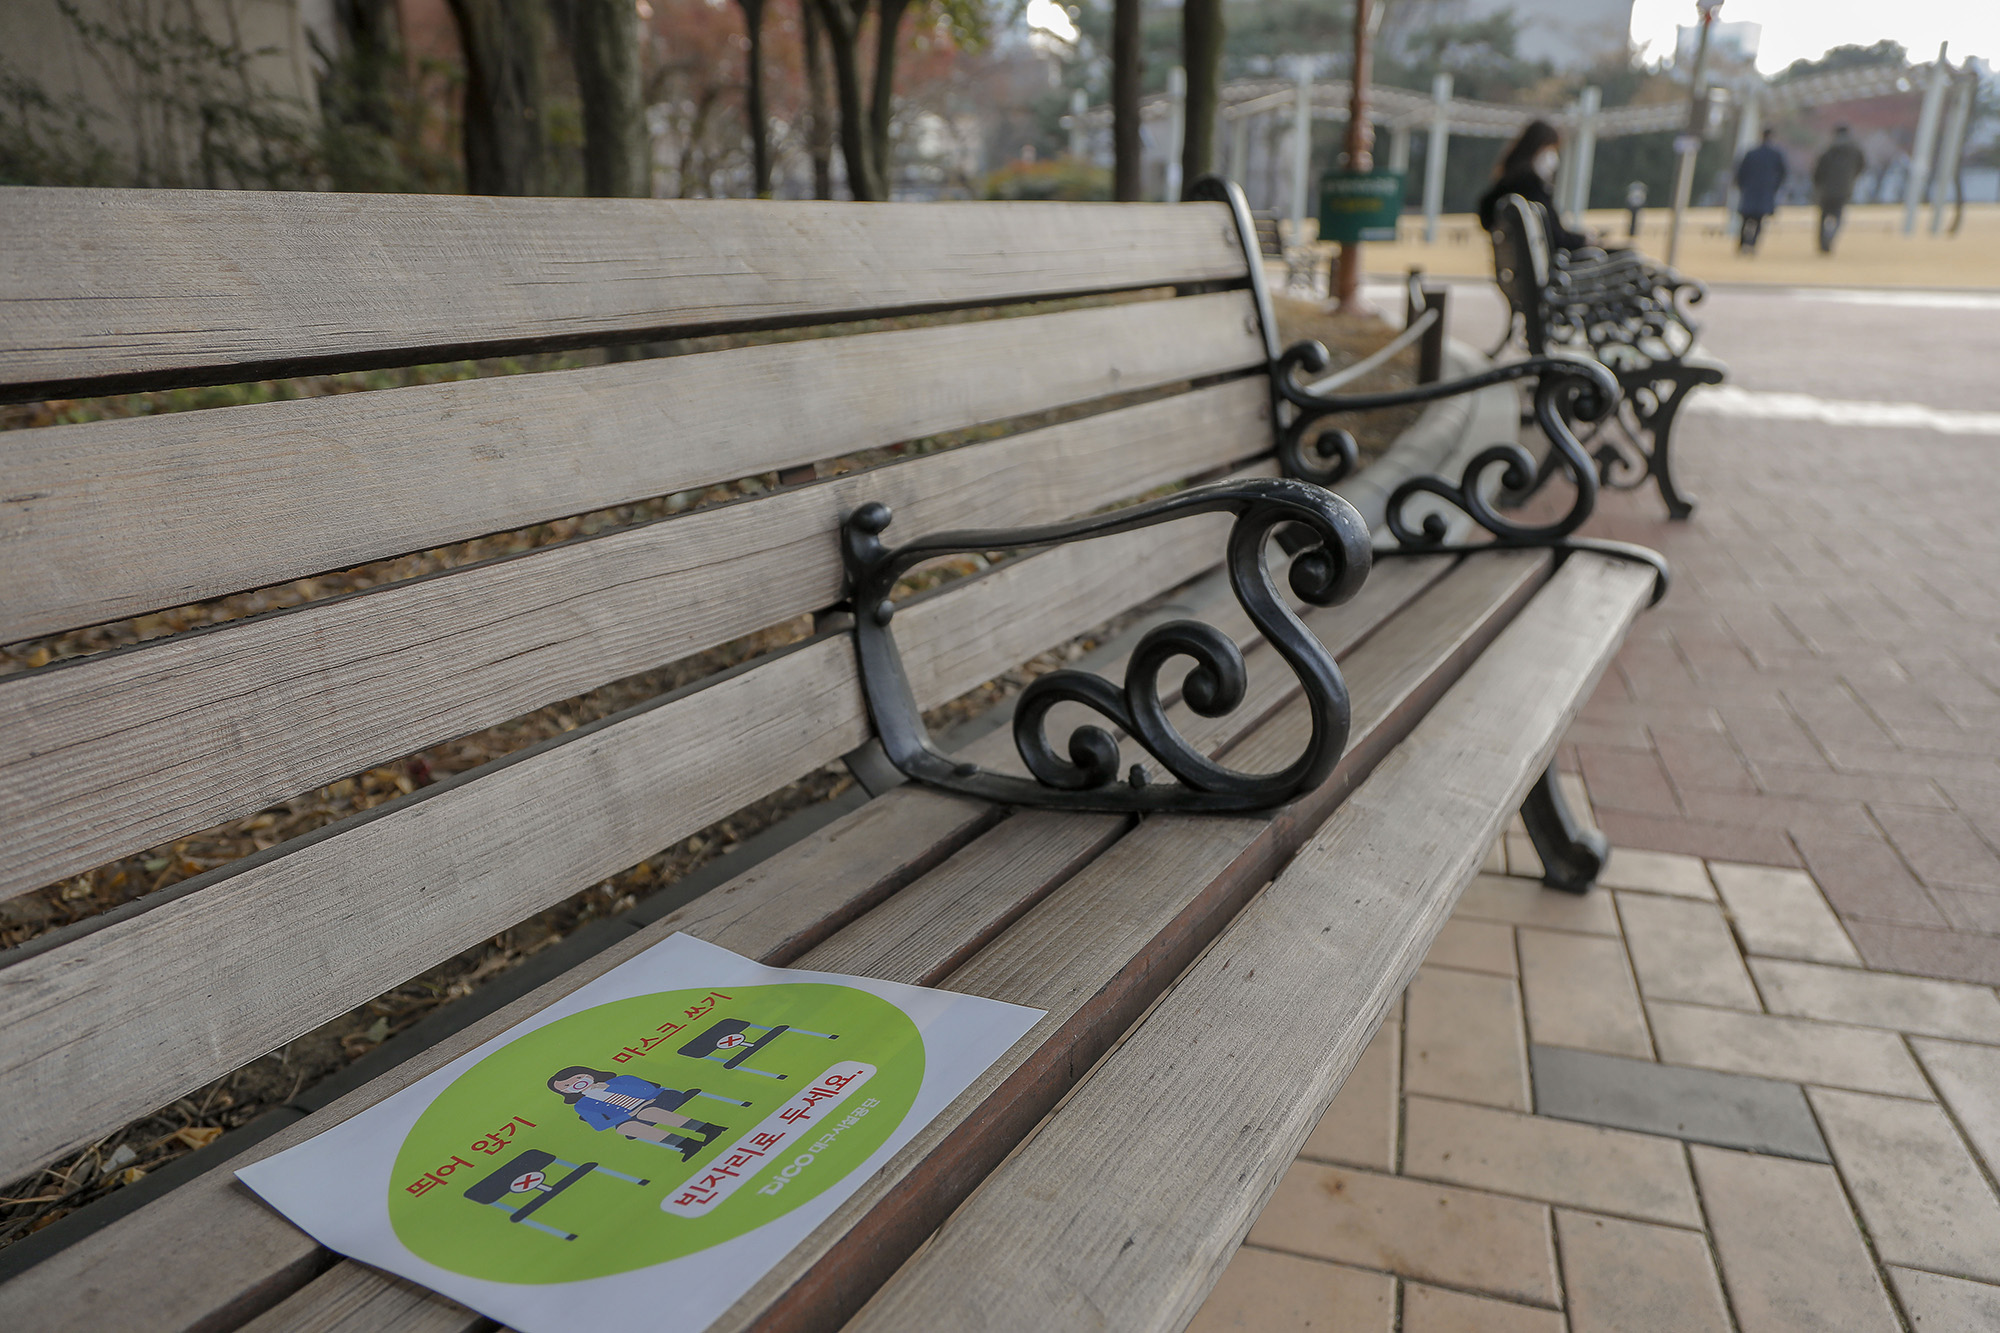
left=1477, top=120, right=1592, bottom=253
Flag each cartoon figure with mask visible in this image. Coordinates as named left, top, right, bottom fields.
left=545, top=1066, right=745, bottom=1161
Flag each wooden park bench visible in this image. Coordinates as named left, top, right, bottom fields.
left=1489, top=193, right=1728, bottom=520
left=0, top=178, right=1661, bottom=1333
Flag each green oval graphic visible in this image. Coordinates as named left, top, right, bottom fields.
left=389, top=982, right=922, bottom=1282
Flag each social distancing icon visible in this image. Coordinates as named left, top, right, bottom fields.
left=677, top=1019, right=838, bottom=1080
left=463, top=1149, right=650, bottom=1241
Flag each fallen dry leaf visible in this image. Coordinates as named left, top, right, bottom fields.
left=170, top=1125, right=223, bottom=1152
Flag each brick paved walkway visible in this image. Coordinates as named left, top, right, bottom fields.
left=1192, top=828, right=2000, bottom=1332
left=1562, top=289, right=2000, bottom=988
left=1563, top=427, right=2000, bottom=987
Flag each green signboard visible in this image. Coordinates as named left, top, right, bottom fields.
left=1318, top=170, right=1406, bottom=243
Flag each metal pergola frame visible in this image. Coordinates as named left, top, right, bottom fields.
left=1073, top=59, right=1959, bottom=244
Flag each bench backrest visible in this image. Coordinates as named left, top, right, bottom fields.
left=1488, top=193, right=1552, bottom=352
left=0, top=187, right=1279, bottom=1188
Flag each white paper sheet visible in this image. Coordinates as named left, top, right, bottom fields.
left=238, top=933, right=1043, bottom=1333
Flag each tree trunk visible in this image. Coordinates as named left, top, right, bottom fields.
left=333, top=0, right=399, bottom=137
left=316, top=0, right=403, bottom=190
left=571, top=0, right=647, bottom=196
left=868, top=0, right=910, bottom=199
left=1111, top=0, right=1141, bottom=200
left=802, top=0, right=834, bottom=198
left=448, top=0, right=548, bottom=195
left=737, top=0, right=771, bottom=195
left=1334, top=0, right=1375, bottom=310
left=1180, top=0, right=1221, bottom=198
left=810, top=0, right=876, bottom=199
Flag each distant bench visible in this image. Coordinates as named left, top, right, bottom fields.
left=1249, top=207, right=1318, bottom=291
left=1489, top=193, right=1728, bottom=520
left=0, top=178, right=1659, bottom=1333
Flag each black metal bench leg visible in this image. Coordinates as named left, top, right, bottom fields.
left=1640, top=385, right=1698, bottom=521
left=1519, top=765, right=1609, bottom=894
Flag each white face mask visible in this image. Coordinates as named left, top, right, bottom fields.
left=1533, top=147, right=1560, bottom=182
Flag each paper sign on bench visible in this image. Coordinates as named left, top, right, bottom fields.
left=236, top=933, right=1042, bottom=1333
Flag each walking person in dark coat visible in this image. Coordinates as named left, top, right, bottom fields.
left=1733, top=130, right=1786, bottom=253
left=1812, top=126, right=1866, bottom=254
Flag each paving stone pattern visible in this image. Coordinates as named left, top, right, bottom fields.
left=1190, top=835, right=2000, bottom=1332
left=1559, top=411, right=2000, bottom=987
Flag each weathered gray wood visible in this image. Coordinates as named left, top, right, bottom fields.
left=234, top=1263, right=480, bottom=1333
left=657, top=784, right=1004, bottom=969
left=0, top=190, right=1247, bottom=398
left=1, top=382, right=1267, bottom=901
left=1, top=633, right=869, bottom=1186
left=0, top=787, right=997, bottom=1333
left=0, top=497, right=1246, bottom=1187
left=846, top=555, right=1654, bottom=1333
left=0, top=550, right=1458, bottom=1333
left=2, top=292, right=1262, bottom=642
left=803, top=811, right=1129, bottom=987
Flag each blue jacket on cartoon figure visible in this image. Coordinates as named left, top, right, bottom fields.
left=572, top=1075, right=667, bottom=1131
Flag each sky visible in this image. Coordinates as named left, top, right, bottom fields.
left=1628, top=0, right=2000, bottom=74
left=1025, top=0, right=1080, bottom=44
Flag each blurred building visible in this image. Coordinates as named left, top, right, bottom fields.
left=2, top=0, right=331, bottom=186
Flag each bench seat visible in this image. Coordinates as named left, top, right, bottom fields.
left=0, top=180, right=1656, bottom=1333
left=853, top=553, right=1651, bottom=1332
left=9, top=543, right=1599, bottom=1333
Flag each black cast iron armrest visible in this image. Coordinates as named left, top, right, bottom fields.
left=841, top=477, right=1374, bottom=815
left=1272, top=341, right=1667, bottom=605
left=1270, top=339, right=1616, bottom=494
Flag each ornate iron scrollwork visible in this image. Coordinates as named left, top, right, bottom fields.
left=1378, top=356, right=1611, bottom=549
left=842, top=477, right=1373, bottom=813
left=1272, top=341, right=1669, bottom=606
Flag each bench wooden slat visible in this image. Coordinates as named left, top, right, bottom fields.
left=0, top=553, right=1461, bottom=1333
left=3, top=291, right=1262, bottom=643
left=845, top=554, right=1654, bottom=1333
left=716, top=552, right=1553, bottom=1333
left=0, top=498, right=1248, bottom=1185
left=234, top=1265, right=477, bottom=1333
left=0, top=191, right=1247, bottom=400
left=802, top=810, right=1129, bottom=987
left=1, top=380, right=1267, bottom=900
left=0, top=633, right=870, bottom=1185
